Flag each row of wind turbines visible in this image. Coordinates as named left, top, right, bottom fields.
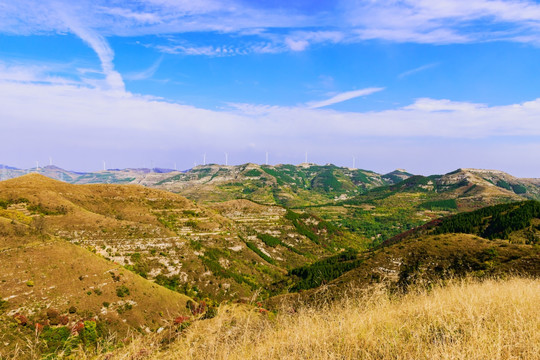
left=6, top=152, right=359, bottom=176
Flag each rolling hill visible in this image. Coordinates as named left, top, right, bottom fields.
left=269, top=200, right=540, bottom=307
left=0, top=174, right=365, bottom=303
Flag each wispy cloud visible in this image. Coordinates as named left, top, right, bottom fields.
left=398, top=63, right=439, bottom=79
left=3, top=0, right=540, bottom=61
left=124, top=57, right=163, bottom=81
left=307, top=88, right=385, bottom=108
left=55, top=5, right=124, bottom=91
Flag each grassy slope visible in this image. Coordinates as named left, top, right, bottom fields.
left=106, top=278, right=540, bottom=360
left=270, top=233, right=539, bottom=306
left=0, top=240, right=192, bottom=358
left=0, top=175, right=355, bottom=302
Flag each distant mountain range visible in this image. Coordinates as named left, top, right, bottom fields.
left=2, top=164, right=539, bottom=206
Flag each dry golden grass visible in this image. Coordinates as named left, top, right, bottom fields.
left=107, top=277, right=540, bottom=360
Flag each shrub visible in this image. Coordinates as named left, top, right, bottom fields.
left=0, top=299, right=8, bottom=314
left=246, top=242, right=275, bottom=264
left=59, top=315, right=69, bottom=325
left=13, top=313, right=28, bottom=326
left=257, top=233, right=281, bottom=247
left=80, top=321, right=97, bottom=347
left=244, top=169, right=262, bottom=177
left=41, top=326, right=74, bottom=353
left=47, top=308, right=60, bottom=325
left=116, top=285, right=130, bottom=297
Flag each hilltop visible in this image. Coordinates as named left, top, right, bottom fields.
left=1, top=163, right=411, bottom=207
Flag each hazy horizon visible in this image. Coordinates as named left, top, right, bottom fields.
left=0, top=160, right=536, bottom=180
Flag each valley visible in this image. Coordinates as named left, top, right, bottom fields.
left=0, top=166, right=539, bottom=359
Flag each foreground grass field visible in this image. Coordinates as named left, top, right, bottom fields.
left=106, top=277, right=539, bottom=360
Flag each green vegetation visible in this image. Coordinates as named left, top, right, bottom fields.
left=244, top=169, right=262, bottom=177
left=124, top=252, right=151, bottom=278
left=512, top=184, right=527, bottom=194
left=0, top=299, right=8, bottom=313
left=257, top=233, right=281, bottom=247
left=284, top=209, right=340, bottom=246
left=289, top=249, right=362, bottom=290
left=435, top=200, right=540, bottom=241
left=41, top=326, right=75, bottom=354
left=116, top=285, right=130, bottom=297
left=496, top=180, right=512, bottom=190
left=246, top=241, right=275, bottom=264
left=154, top=274, right=199, bottom=298
left=419, top=199, right=457, bottom=210
left=311, top=169, right=343, bottom=192
left=199, top=247, right=258, bottom=289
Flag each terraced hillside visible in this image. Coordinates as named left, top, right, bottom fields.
left=0, top=190, right=194, bottom=358
left=0, top=175, right=362, bottom=303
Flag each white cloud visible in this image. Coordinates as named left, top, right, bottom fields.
left=2, top=0, right=540, bottom=60
left=307, top=88, right=385, bottom=108
left=344, top=0, right=540, bottom=44
left=3, top=68, right=540, bottom=145
left=3, top=69, right=540, bottom=174
left=398, top=63, right=439, bottom=79
left=124, top=57, right=163, bottom=81
left=285, top=38, right=310, bottom=51
left=54, top=5, right=124, bottom=91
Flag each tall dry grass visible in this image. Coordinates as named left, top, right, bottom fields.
left=107, top=277, right=540, bottom=360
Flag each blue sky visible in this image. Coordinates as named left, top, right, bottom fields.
left=1, top=0, right=540, bottom=176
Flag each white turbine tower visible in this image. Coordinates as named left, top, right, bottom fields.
left=265, top=151, right=269, bottom=166
left=174, top=162, right=177, bottom=171
left=36, top=160, right=39, bottom=172
left=203, top=153, right=206, bottom=166
left=305, top=151, right=308, bottom=163
left=225, top=152, right=228, bottom=166
left=103, top=161, right=106, bottom=171
left=352, top=156, right=356, bottom=169
left=49, top=157, right=52, bottom=166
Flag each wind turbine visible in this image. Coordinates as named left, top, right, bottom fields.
left=103, top=161, right=106, bottom=171
left=36, top=160, right=39, bottom=172
left=225, top=152, right=228, bottom=166
left=203, top=153, right=206, bottom=166
left=49, top=157, right=52, bottom=166
left=305, top=151, right=308, bottom=163
left=265, top=151, right=269, bottom=166
left=352, top=156, right=356, bottom=169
